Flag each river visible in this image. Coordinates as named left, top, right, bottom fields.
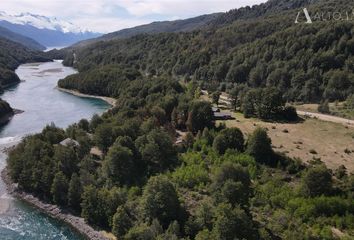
left=0, top=60, right=111, bottom=239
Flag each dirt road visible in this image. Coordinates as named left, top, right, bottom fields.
left=297, top=110, right=354, bottom=127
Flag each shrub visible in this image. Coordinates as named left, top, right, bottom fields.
left=302, top=166, right=333, bottom=197
left=213, top=128, right=244, bottom=154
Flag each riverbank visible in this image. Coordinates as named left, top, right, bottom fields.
left=1, top=167, right=110, bottom=240
left=56, top=87, right=116, bottom=107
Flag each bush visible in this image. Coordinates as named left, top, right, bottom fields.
left=213, top=128, right=244, bottom=154
left=172, top=164, right=210, bottom=189
left=302, top=166, right=333, bottom=197
left=282, top=106, right=298, bottom=121
left=246, top=127, right=274, bottom=165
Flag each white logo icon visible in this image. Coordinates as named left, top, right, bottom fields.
left=295, top=8, right=312, bottom=24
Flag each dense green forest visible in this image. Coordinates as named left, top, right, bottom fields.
left=59, top=0, right=354, bottom=105
left=8, top=73, right=354, bottom=239
left=8, top=0, right=354, bottom=239
left=73, top=13, right=222, bottom=48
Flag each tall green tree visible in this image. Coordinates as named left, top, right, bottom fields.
left=53, top=145, right=78, bottom=178
left=51, top=171, right=69, bottom=206
left=135, top=129, right=177, bottom=175
left=212, top=203, right=256, bottom=240
left=186, top=101, right=214, bottom=133
left=103, top=143, right=135, bottom=185
left=68, top=173, right=82, bottom=211
left=246, top=127, right=274, bottom=165
left=213, top=128, right=244, bottom=154
left=141, top=175, right=181, bottom=228
left=112, top=206, right=133, bottom=237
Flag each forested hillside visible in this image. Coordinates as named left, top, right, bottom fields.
left=9, top=73, right=354, bottom=239
left=61, top=0, right=354, bottom=104
left=8, top=0, right=354, bottom=239
left=0, top=37, right=49, bottom=88
left=73, top=13, right=222, bottom=48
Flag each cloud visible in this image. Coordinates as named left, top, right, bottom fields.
left=0, top=0, right=267, bottom=33
left=72, top=17, right=150, bottom=33
left=118, top=0, right=266, bottom=17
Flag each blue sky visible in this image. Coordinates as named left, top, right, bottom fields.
left=1, top=0, right=267, bottom=33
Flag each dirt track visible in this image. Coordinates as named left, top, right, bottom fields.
left=297, top=110, right=354, bottom=127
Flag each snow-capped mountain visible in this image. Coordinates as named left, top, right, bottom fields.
left=0, top=12, right=101, bottom=48
left=0, top=12, right=87, bottom=33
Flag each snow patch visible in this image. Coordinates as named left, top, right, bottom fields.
left=0, top=12, right=90, bottom=34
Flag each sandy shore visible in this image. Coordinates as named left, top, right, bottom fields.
left=56, top=87, right=117, bottom=107
left=1, top=167, right=110, bottom=240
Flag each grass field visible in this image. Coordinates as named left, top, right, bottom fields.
left=218, top=110, right=354, bottom=172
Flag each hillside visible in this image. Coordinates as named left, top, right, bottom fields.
left=60, top=0, right=353, bottom=104
left=7, top=1, right=354, bottom=240
left=73, top=0, right=319, bottom=48
left=0, top=36, right=50, bottom=91
left=0, top=25, right=45, bottom=50
left=73, top=13, right=221, bottom=47
left=0, top=37, right=49, bottom=73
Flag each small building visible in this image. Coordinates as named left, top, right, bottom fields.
left=212, top=107, right=220, bottom=112
left=90, top=146, right=103, bottom=159
left=201, top=89, right=209, bottom=95
left=59, top=138, right=80, bottom=147
left=214, top=112, right=232, bottom=120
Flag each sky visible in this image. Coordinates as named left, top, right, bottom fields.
left=1, top=0, right=267, bottom=33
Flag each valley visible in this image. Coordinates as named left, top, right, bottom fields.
left=0, top=0, right=353, bottom=239
left=0, top=60, right=110, bottom=239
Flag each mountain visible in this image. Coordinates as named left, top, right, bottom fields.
left=206, top=0, right=320, bottom=28
left=15, top=1, right=354, bottom=240
left=0, top=25, right=45, bottom=50
left=0, top=12, right=101, bottom=48
left=60, top=0, right=354, bottom=104
left=73, top=13, right=222, bottom=47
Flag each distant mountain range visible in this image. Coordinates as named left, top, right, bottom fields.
left=0, top=12, right=101, bottom=48
left=73, top=13, right=222, bottom=47
left=0, top=25, right=45, bottom=50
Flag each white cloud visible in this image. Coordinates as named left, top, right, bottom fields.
left=72, top=17, right=150, bottom=33
left=119, top=0, right=266, bottom=17
left=0, top=0, right=267, bottom=33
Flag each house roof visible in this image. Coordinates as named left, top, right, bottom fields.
left=60, top=138, right=80, bottom=147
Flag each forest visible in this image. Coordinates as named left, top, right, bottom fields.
left=58, top=0, right=354, bottom=106
left=7, top=0, right=354, bottom=239
left=8, top=74, right=354, bottom=239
